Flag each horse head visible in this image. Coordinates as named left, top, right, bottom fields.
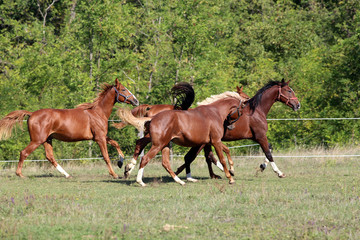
left=277, top=79, right=300, bottom=111
left=114, top=78, right=139, bottom=106
left=236, top=86, right=250, bottom=101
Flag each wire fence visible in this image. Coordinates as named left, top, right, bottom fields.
left=2, top=117, right=360, bottom=163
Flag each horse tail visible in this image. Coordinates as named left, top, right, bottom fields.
left=131, top=104, right=152, bottom=117
left=171, top=82, right=195, bottom=110
left=0, top=110, right=32, bottom=140
left=114, top=108, right=151, bottom=132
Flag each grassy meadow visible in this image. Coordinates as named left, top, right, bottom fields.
left=1, top=147, right=360, bottom=240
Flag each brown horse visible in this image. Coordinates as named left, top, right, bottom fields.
left=115, top=86, right=250, bottom=180
left=175, top=79, right=300, bottom=180
left=134, top=91, right=249, bottom=186
left=0, top=79, right=139, bottom=179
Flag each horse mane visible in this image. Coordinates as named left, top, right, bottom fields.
left=197, top=91, right=246, bottom=106
left=247, top=80, right=285, bottom=112
left=171, top=82, right=195, bottom=110
left=76, top=84, right=114, bottom=109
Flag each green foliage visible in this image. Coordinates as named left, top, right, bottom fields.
left=1, top=0, right=360, bottom=160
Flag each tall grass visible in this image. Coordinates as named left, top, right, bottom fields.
left=1, top=147, right=360, bottom=239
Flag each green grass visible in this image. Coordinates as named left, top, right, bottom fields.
left=1, top=151, right=360, bottom=239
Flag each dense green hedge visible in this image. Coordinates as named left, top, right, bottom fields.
left=1, top=0, right=359, bottom=160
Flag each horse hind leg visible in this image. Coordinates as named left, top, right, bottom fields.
left=136, top=144, right=163, bottom=187
left=16, top=141, right=41, bottom=178
left=204, top=145, right=222, bottom=179
left=96, top=138, right=119, bottom=179
left=124, top=136, right=151, bottom=179
left=44, top=140, right=70, bottom=178
left=161, top=146, right=185, bottom=185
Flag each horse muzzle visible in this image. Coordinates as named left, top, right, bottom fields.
left=131, top=98, right=139, bottom=106
left=292, top=101, right=301, bottom=111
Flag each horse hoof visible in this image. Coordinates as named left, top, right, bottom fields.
left=260, top=164, right=266, bottom=172
left=117, top=160, right=123, bottom=169
left=111, top=174, right=119, bottom=179
left=186, top=177, right=198, bottom=183
left=179, top=181, right=186, bottom=186
left=278, top=173, right=286, bottom=178
left=229, top=180, right=235, bottom=184
left=229, top=169, right=235, bottom=176
left=211, top=174, right=222, bottom=179
left=117, top=156, right=124, bottom=169
left=137, top=181, right=147, bottom=187
left=65, top=175, right=72, bottom=179
left=16, top=173, right=25, bottom=178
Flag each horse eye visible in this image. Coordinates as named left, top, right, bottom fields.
left=122, top=89, right=126, bottom=91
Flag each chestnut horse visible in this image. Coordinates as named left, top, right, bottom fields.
left=115, top=86, right=250, bottom=181
left=134, top=91, right=249, bottom=186
left=175, top=79, right=300, bottom=180
left=0, top=79, right=139, bottom=179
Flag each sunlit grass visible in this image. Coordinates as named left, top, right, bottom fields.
left=1, top=147, right=360, bottom=239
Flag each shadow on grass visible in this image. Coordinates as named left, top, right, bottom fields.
left=100, top=175, right=215, bottom=186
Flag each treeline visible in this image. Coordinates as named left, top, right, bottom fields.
left=0, top=0, right=359, bottom=161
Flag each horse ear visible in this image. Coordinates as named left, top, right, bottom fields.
left=236, top=86, right=243, bottom=93
left=115, top=78, right=120, bottom=88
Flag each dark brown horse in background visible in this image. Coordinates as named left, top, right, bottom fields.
left=132, top=91, right=249, bottom=186
left=175, top=79, right=300, bottom=180
left=0, top=79, right=139, bottom=179
left=115, top=85, right=250, bottom=181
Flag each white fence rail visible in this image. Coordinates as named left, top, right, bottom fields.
left=1, top=117, right=360, bottom=163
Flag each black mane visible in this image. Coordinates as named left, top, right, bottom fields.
left=248, top=80, right=286, bottom=112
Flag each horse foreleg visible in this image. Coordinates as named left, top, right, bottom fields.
left=258, top=139, right=285, bottom=178
left=106, top=136, right=125, bottom=168
left=44, top=140, right=70, bottom=178
left=96, top=138, right=118, bottom=179
left=124, top=135, right=151, bottom=179
left=259, top=143, right=272, bottom=172
left=212, top=141, right=235, bottom=184
left=16, top=141, right=41, bottom=178
left=219, top=143, right=235, bottom=176
left=162, top=146, right=185, bottom=185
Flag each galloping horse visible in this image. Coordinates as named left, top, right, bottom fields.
left=134, top=91, right=249, bottom=186
left=175, top=79, right=300, bottom=180
left=0, top=79, right=139, bottom=178
left=115, top=86, right=250, bottom=180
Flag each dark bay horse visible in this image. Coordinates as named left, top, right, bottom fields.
left=115, top=86, right=250, bottom=180
left=0, top=79, right=139, bottom=178
left=175, top=79, right=300, bottom=180
left=134, top=92, right=249, bottom=186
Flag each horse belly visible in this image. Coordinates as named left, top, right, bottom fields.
left=51, top=113, right=93, bottom=141
left=172, top=123, right=210, bottom=147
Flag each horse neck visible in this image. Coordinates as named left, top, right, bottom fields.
left=95, top=89, right=115, bottom=119
left=255, top=86, right=278, bottom=116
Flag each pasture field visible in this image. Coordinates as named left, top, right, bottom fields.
left=1, top=148, right=360, bottom=240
